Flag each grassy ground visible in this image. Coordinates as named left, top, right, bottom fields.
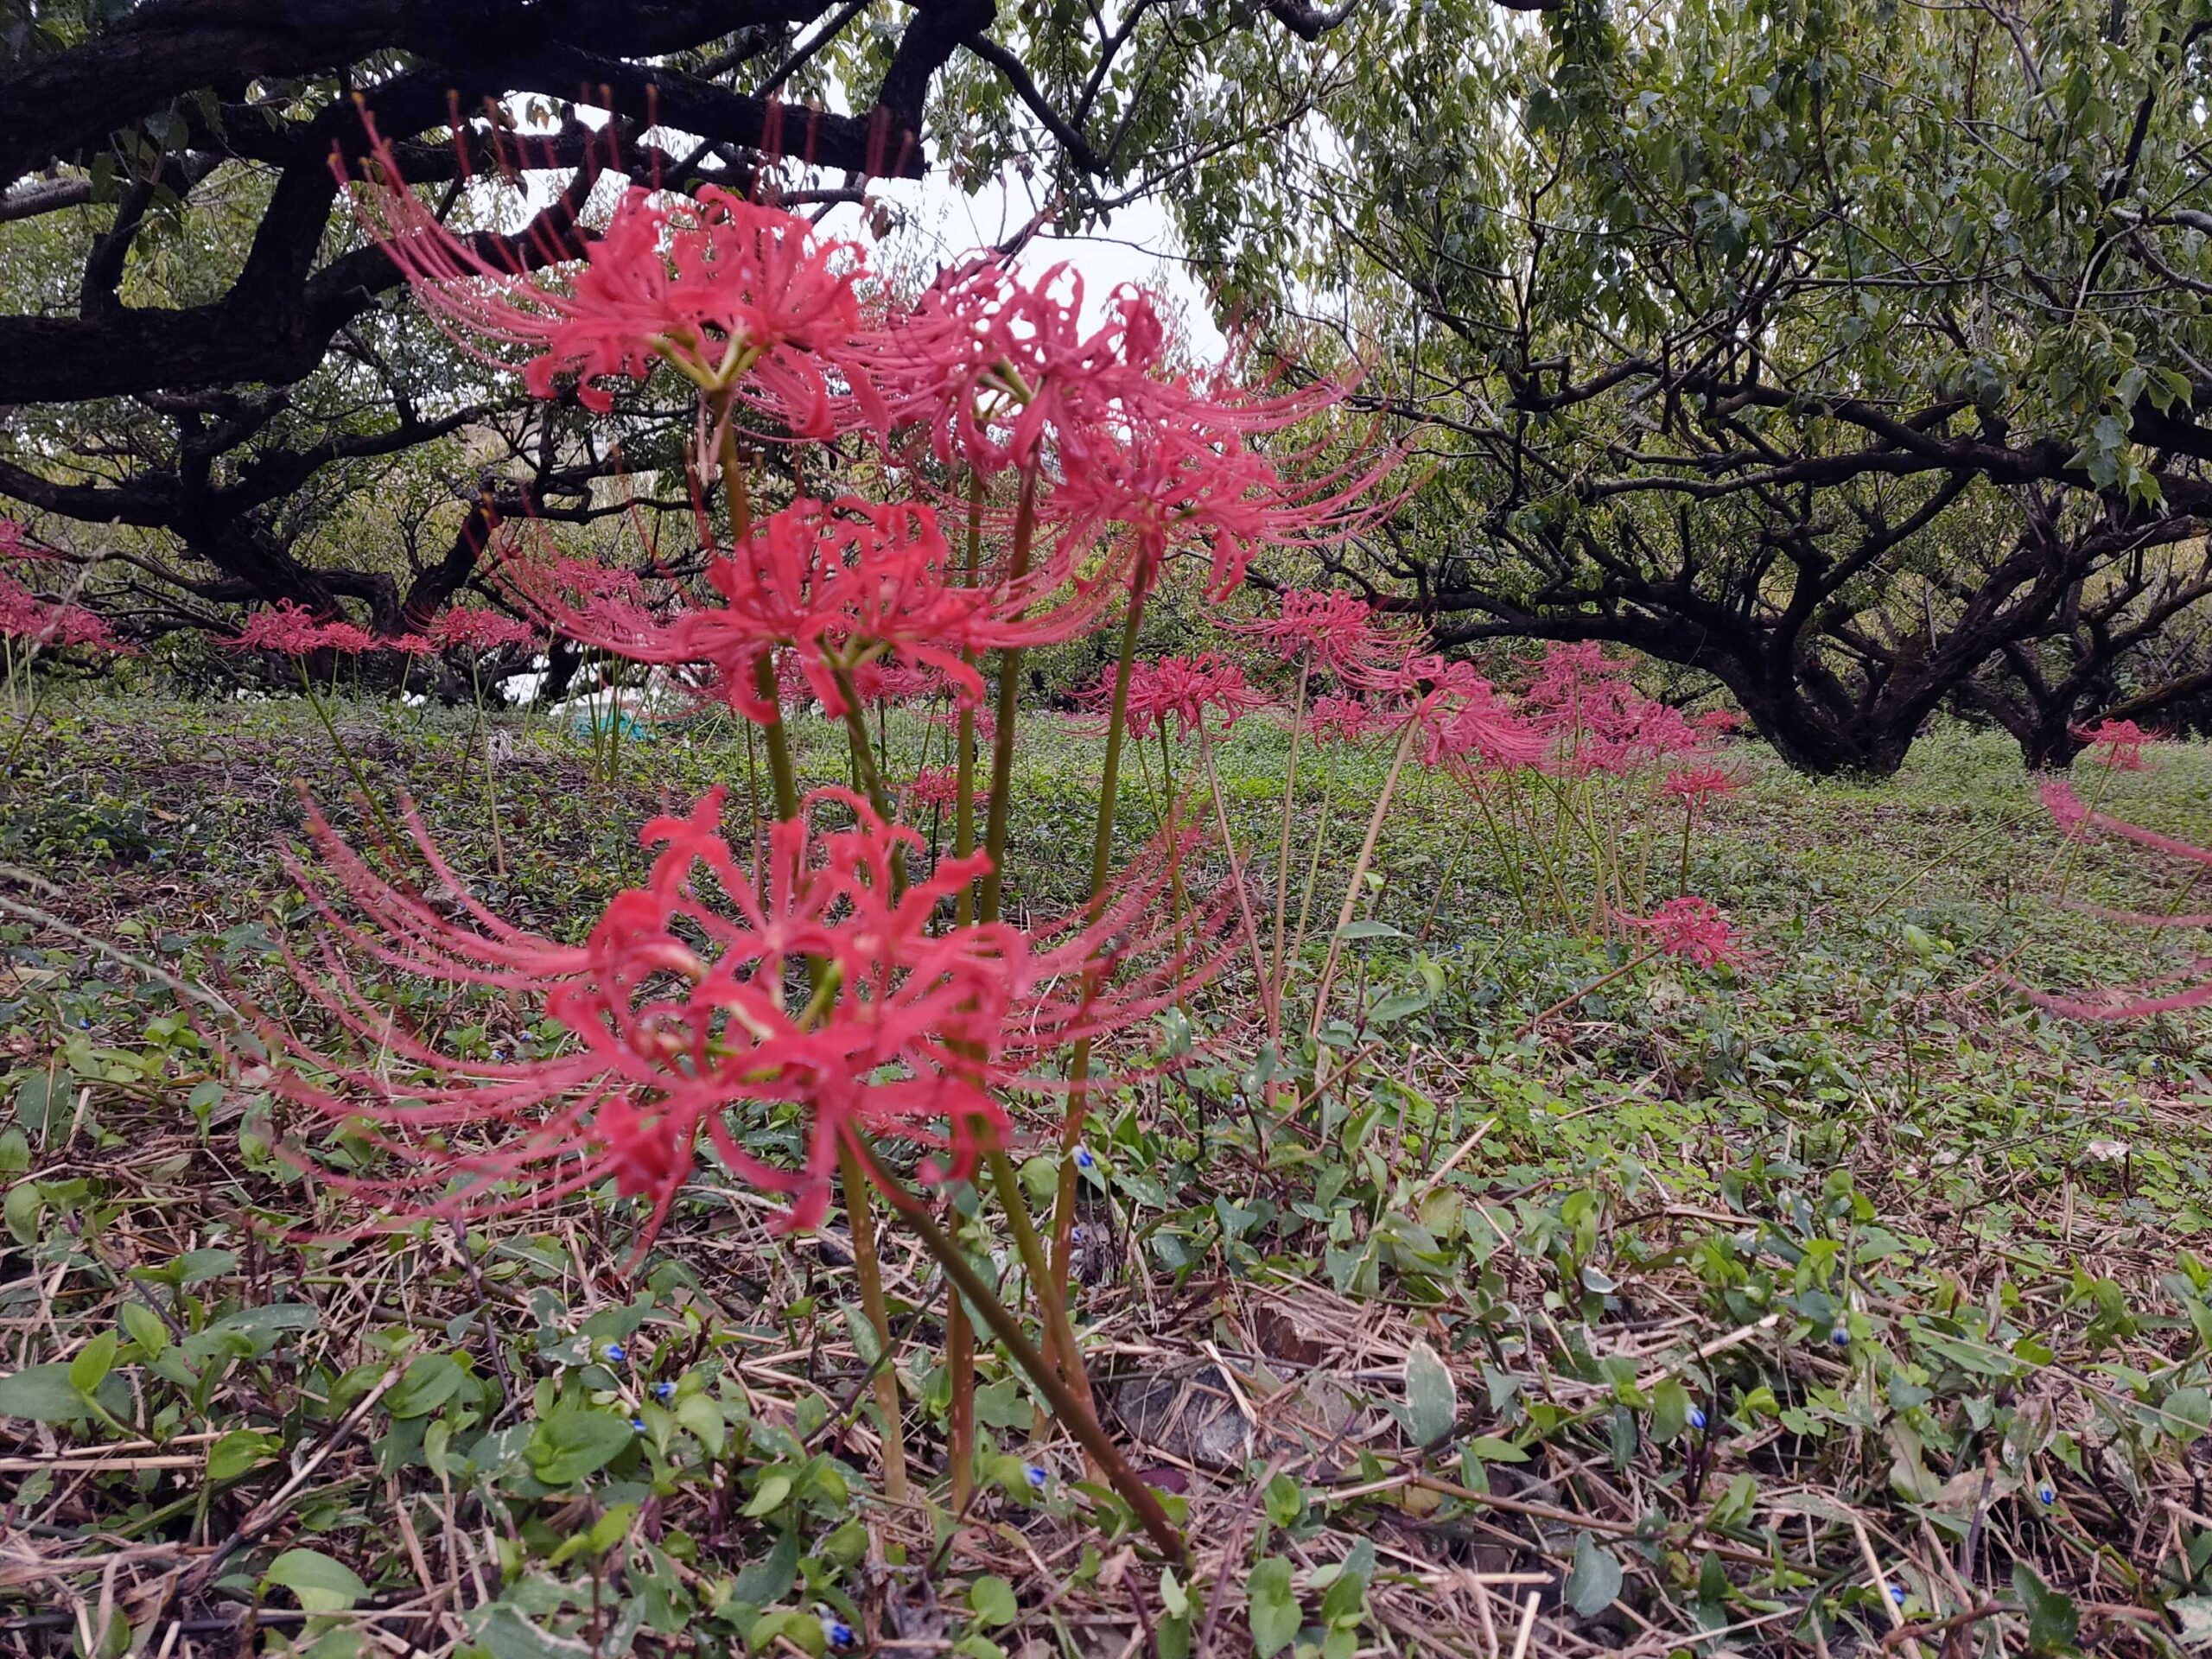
left=4, top=694, right=2212, bottom=1657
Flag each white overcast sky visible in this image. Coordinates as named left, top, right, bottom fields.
left=869, top=174, right=1230, bottom=363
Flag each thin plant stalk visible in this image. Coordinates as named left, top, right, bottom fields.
left=836, top=1140, right=910, bottom=1503
left=467, top=657, right=507, bottom=880
left=1306, top=720, right=1418, bottom=1041
left=976, top=465, right=1039, bottom=925
left=947, top=476, right=985, bottom=1502
left=1287, top=761, right=1344, bottom=990
left=854, top=1136, right=1186, bottom=1564
left=1270, top=656, right=1313, bottom=988
left=1046, top=572, right=1152, bottom=1358
left=1510, top=945, right=1662, bottom=1043
left=1198, top=721, right=1282, bottom=1037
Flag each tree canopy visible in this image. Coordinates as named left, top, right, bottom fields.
left=1175, top=0, right=2212, bottom=770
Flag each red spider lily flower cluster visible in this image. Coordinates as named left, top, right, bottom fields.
left=1089, top=653, right=1268, bottom=741
left=1231, top=588, right=1414, bottom=682
left=1306, top=693, right=1390, bottom=745
left=0, top=572, right=123, bottom=652
left=429, top=608, right=539, bottom=652
left=232, top=602, right=377, bottom=657
left=2074, top=718, right=2156, bottom=770
left=2018, top=782, right=2212, bottom=1019
left=272, top=787, right=1232, bottom=1244
left=1663, top=766, right=1744, bottom=811
left=904, top=766, right=963, bottom=810
left=1519, top=642, right=1711, bottom=775
left=1621, top=896, right=1743, bottom=968
left=1398, top=657, right=1551, bottom=769
left=528, top=497, right=1097, bottom=722
left=353, top=131, right=878, bottom=435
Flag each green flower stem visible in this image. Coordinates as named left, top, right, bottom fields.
left=948, top=474, right=985, bottom=1503
left=1306, top=719, right=1417, bottom=1044
left=984, top=1147, right=1087, bottom=1399
left=295, top=655, right=402, bottom=852
left=1047, top=575, right=1150, bottom=1344
left=853, top=1136, right=1187, bottom=1565
left=1271, top=655, right=1313, bottom=989
left=836, top=1138, right=910, bottom=1503
left=976, top=465, right=1039, bottom=925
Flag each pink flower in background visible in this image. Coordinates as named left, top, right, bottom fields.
left=1402, top=658, right=1548, bottom=769
left=905, top=766, right=963, bottom=810
left=0, top=573, right=122, bottom=652
left=232, top=602, right=338, bottom=655
left=1233, top=588, right=1413, bottom=683
left=1693, top=709, right=1742, bottom=736
left=1622, top=897, right=1743, bottom=968
left=1306, top=694, right=1390, bottom=745
left=317, top=620, right=379, bottom=655
left=2075, top=718, right=2154, bottom=769
left=1091, top=653, right=1268, bottom=741
left=387, top=632, right=439, bottom=658
left=1663, top=766, right=1743, bottom=810
left=431, top=608, right=538, bottom=652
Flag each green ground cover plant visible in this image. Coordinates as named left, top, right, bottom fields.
left=5, top=698, right=2212, bottom=1657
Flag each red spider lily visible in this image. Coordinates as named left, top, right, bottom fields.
left=266, top=787, right=1230, bottom=1244
left=905, top=766, right=963, bottom=810
left=1049, top=418, right=1398, bottom=600
left=232, top=602, right=347, bottom=656
left=349, top=130, right=878, bottom=435
left=1662, top=766, right=1743, bottom=810
left=1621, top=897, right=1743, bottom=968
left=1306, top=693, right=1391, bottom=745
left=865, top=661, right=949, bottom=706
left=524, top=497, right=1091, bottom=723
left=431, top=608, right=538, bottom=652
left=387, top=632, right=440, bottom=658
left=0, top=574, right=122, bottom=652
left=865, top=261, right=1178, bottom=475
left=927, top=700, right=996, bottom=747
left=1693, top=709, right=1742, bottom=736
left=2017, top=782, right=2212, bottom=1019
left=1088, top=653, right=1268, bottom=741
left=1520, top=645, right=1709, bottom=774
left=2074, top=718, right=2155, bottom=769
left=1230, top=588, right=1414, bottom=683
left=318, top=620, right=379, bottom=655
left=1401, top=658, right=1549, bottom=769
left=0, top=519, right=66, bottom=563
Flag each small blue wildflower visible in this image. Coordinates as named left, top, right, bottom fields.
left=1829, top=1327, right=1851, bottom=1347
left=629, top=1415, right=646, bottom=1433
left=1074, top=1146, right=1096, bottom=1171
left=1888, top=1586, right=1906, bottom=1606
left=1686, top=1407, right=1707, bottom=1431
left=819, top=1614, right=855, bottom=1649
left=602, top=1342, right=627, bottom=1363
left=1023, top=1463, right=1048, bottom=1491
left=2037, top=1482, right=2056, bottom=1506
left=653, top=1381, right=676, bottom=1402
